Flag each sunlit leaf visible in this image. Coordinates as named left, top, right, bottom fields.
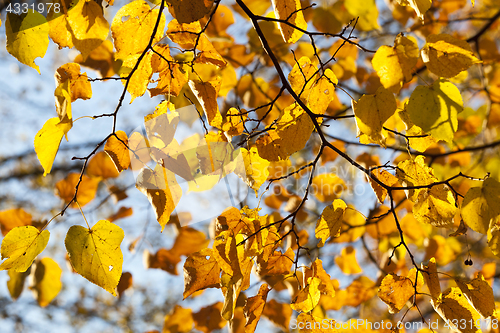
left=65, top=220, right=124, bottom=296
left=31, top=257, right=62, bottom=307
left=0, top=226, right=50, bottom=272
left=6, top=11, right=49, bottom=74
left=315, top=199, right=347, bottom=247
left=352, top=86, right=397, bottom=146
left=271, top=0, right=307, bottom=43
left=421, top=34, right=482, bottom=78
left=462, top=177, right=500, bottom=235
left=407, top=79, right=463, bottom=143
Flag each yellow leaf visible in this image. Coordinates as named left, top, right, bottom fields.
left=296, top=313, right=337, bottom=333
left=256, top=103, right=314, bottom=161
left=421, top=34, right=482, bottom=78
left=344, top=276, right=376, bottom=307
left=397, top=0, right=432, bottom=20
left=462, top=177, right=500, bottom=235
left=55, top=63, right=92, bottom=102
left=368, top=169, right=399, bottom=204
left=183, top=248, right=221, bottom=299
left=86, top=151, right=120, bottom=179
left=398, top=156, right=457, bottom=227
left=291, top=277, right=322, bottom=313
left=195, top=35, right=227, bottom=68
left=170, top=227, right=209, bottom=258
left=166, top=0, right=212, bottom=24
left=222, top=107, right=247, bottom=137
left=432, top=287, right=481, bottom=333
left=413, top=184, right=458, bottom=228
left=315, top=199, right=347, bottom=247
left=0, top=226, right=50, bottom=272
left=262, top=299, right=292, bottom=332
left=244, top=283, right=270, bottom=333
left=0, top=208, right=32, bottom=237
left=55, top=173, right=100, bottom=208
left=193, top=302, right=227, bottom=333
left=304, top=259, right=336, bottom=297
left=352, top=86, right=397, bottom=146
left=288, top=56, right=317, bottom=97
left=162, top=305, right=194, bottom=333
left=107, top=207, right=133, bottom=223
left=189, top=78, right=223, bottom=128
left=66, top=0, right=109, bottom=58
left=421, top=257, right=441, bottom=300
left=271, top=0, right=307, bottom=43
left=398, top=106, right=437, bottom=152
left=397, top=155, right=436, bottom=202
left=31, top=258, right=62, bottom=307
left=311, top=174, right=345, bottom=202
left=372, top=34, right=419, bottom=93
left=121, top=52, right=153, bottom=102
left=149, top=45, right=189, bottom=97
left=135, top=164, right=182, bottom=231
left=256, top=248, right=294, bottom=276
left=47, top=0, right=74, bottom=50
left=237, top=147, right=270, bottom=195
left=7, top=270, right=29, bottom=300
left=488, top=224, right=500, bottom=258
left=105, top=131, right=131, bottom=172
left=213, top=230, right=240, bottom=277
left=111, top=0, right=166, bottom=60
left=332, top=206, right=366, bottom=243
left=335, top=246, right=362, bottom=275
left=308, top=69, right=338, bottom=117
left=344, top=0, right=375, bottom=16
left=65, top=220, right=124, bottom=296
left=166, top=19, right=202, bottom=48
left=34, top=117, right=71, bottom=176
left=378, top=267, right=423, bottom=313
left=456, top=274, right=495, bottom=318
left=6, top=11, right=49, bottom=74
left=74, top=40, right=117, bottom=78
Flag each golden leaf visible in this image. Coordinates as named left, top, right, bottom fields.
left=378, top=267, right=423, bottom=313
left=421, top=34, right=482, bottom=78
left=0, top=208, right=32, bottom=237
left=271, top=0, right=307, bottom=43
left=6, top=11, right=49, bottom=74
left=183, top=248, right=221, bottom=299
left=315, top=199, right=347, bottom=247
left=31, top=257, right=62, bottom=307
left=352, top=86, right=397, bottom=146
left=189, top=78, right=223, bottom=128
left=135, top=164, right=182, bottom=231
left=432, top=287, right=481, bottom=333
left=372, top=34, right=419, bottom=93
left=111, top=0, right=165, bottom=60
left=0, top=226, right=50, bottom=272
left=65, top=220, right=124, bottom=296
left=462, top=177, right=500, bottom=235
left=407, top=79, right=463, bottom=142
left=291, top=277, right=322, bottom=313
left=105, top=131, right=131, bottom=173
left=34, top=117, right=71, bottom=176
left=66, top=0, right=109, bottom=58
left=166, top=0, right=212, bottom=24
left=335, top=246, right=362, bottom=275
left=244, top=283, right=270, bottom=333
left=456, top=274, right=495, bottom=318
left=421, top=257, right=441, bottom=300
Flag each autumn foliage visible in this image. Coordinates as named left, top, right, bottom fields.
left=1, top=0, right=500, bottom=331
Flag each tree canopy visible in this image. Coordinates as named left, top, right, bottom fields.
left=1, top=0, right=500, bottom=332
